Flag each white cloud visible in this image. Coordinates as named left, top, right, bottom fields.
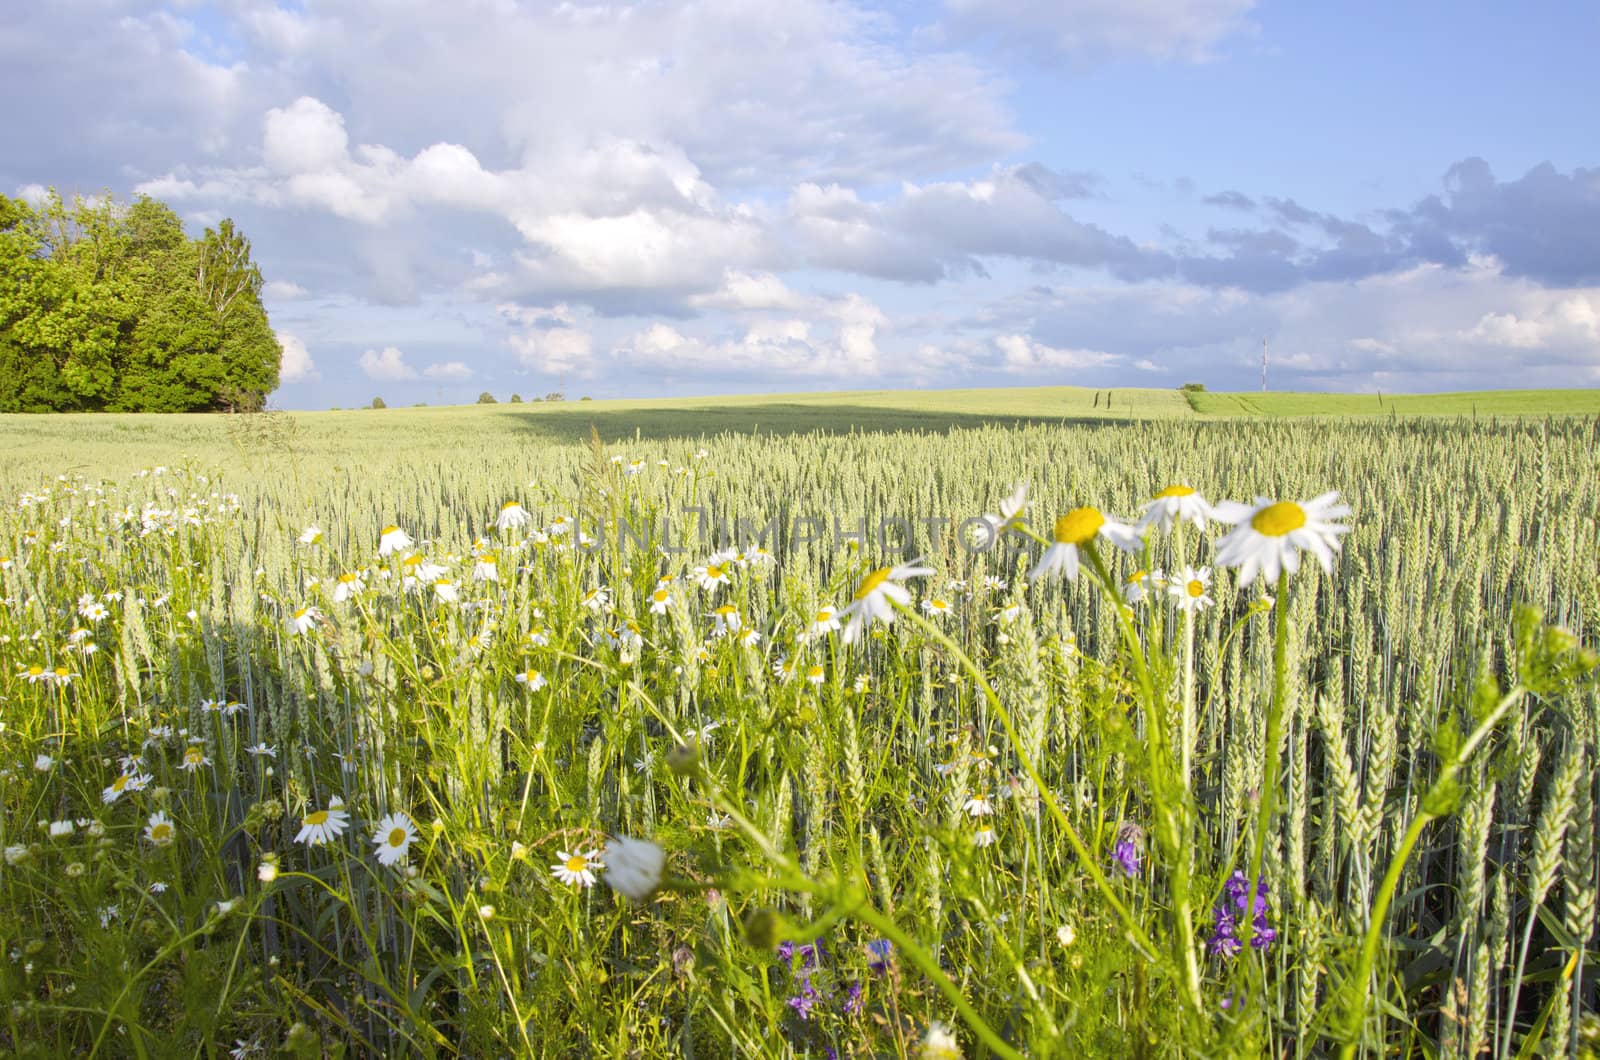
left=422, top=360, right=474, bottom=380
left=276, top=333, right=317, bottom=383
left=617, top=301, right=885, bottom=381
left=994, top=334, right=1122, bottom=372
left=358, top=346, right=418, bottom=380
left=263, top=280, right=309, bottom=300
left=264, top=97, right=350, bottom=175
left=509, top=327, right=596, bottom=378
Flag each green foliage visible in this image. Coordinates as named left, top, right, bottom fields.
left=508, top=393, right=523, bottom=403
left=1179, top=382, right=1206, bottom=392
left=370, top=396, right=387, bottom=409
left=0, top=189, right=280, bottom=412
left=477, top=391, right=498, bottom=404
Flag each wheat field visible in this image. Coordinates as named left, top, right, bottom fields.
left=0, top=398, right=1596, bottom=1058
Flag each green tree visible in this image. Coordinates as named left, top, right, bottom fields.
left=477, top=391, right=498, bottom=404
left=0, top=190, right=282, bottom=412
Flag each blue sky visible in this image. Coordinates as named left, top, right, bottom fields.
left=3, top=0, right=1596, bottom=407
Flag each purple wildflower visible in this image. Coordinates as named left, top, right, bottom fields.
left=787, top=975, right=820, bottom=1020
left=1208, top=871, right=1275, bottom=957
left=842, top=980, right=863, bottom=1015
left=866, top=938, right=894, bottom=973
left=1112, top=837, right=1141, bottom=877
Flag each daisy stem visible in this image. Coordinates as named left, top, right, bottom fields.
left=1182, top=610, right=1196, bottom=797
left=1243, top=570, right=1291, bottom=955
left=1081, top=544, right=1203, bottom=1013
left=893, top=601, right=1161, bottom=963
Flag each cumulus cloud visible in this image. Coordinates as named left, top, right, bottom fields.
left=276, top=333, right=317, bottom=383
left=1394, top=158, right=1600, bottom=286
left=982, top=257, right=1600, bottom=390
left=422, top=361, right=473, bottom=380
left=263, top=280, right=309, bottom=300
left=358, top=346, right=417, bottom=381
left=790, top=164, right=1170, bottom=283
left=994, top=334, right=1122, bottom=372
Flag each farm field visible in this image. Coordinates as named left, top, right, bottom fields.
left=0, top=393, right=1597, bottom=1057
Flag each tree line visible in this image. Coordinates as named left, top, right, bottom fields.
left=0, top=190, right=281, bottom=412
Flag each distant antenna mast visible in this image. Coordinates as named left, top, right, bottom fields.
left=1260, top=338, right=1268, bottom=392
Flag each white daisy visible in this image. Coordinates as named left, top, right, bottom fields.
left=294, top=797, right=351, bottom=846
left=648, top=587, right=674, bottom=615
left=377, top=525, right=413, bottom=556
left=102, top=771, right=150, bottom=804
left=976, top=483, right=1030, bottom=548
left=839, top=562, right=934, bottom=644
left=371, top=811, right=418, bottom=866
left=1136, top=484, right=1214, bottom=533
left=286, top=605, right=322, bottom=636
left=297, top=525, right=323, bottom=546
left=601, top=836, right=665, bottom=902
left=332, top=571, right=366, bottom=602
left=1170, top=565, right=1214, bottom=612
left=921, top=597, right=952, bottom=618
left=179, top=746, right=211, bottom=772
left=1212, top=492, right=1351, bottom=585
left=692, top=553, right=736, bottom=595
left=807, top=605, right=841, bottom=639
left=709, top=604, right=742, bottom=635
left=580, top=586, right=611, bottom=612
left=973, top=826, right=998, bottom=848
left=552, top=848, right=600, bottom=888
left=245, top=743, right=277, bottom=758
left=144, top=810, right=176, bottom=845
left=515, top=668, right=547, bottom=691
left=1028, top=507, right=1141, bottom=583
left=963, top=794, right=996, bottom=818
left=495, top=501, right=530, bottom=533
left=432, top=579, right=459, bottom=603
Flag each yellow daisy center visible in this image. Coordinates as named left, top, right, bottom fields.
left=28, top=665, right=43, bottom=676
left=815, top=609, right=833, bottom=622
left=1129, top=570, right=1149, bottom=584
left=339, top=573, right=358, bottom=583
left=854, top=567, right=892, bottom=600
left=150, top=823, right=172, bottom=841
left=715, top=605, right=737, bottom=616
left=112, top=775, right=129, bottom=792
left=381, top=525, right=399, bottom=536
left=184, top=748, right=204, bottom=763
left=1251, top=501, right=1307, bottom=537
left=652, top=590, right=668, bottom=602
left=54, top=667, right=69, bottom=677
left=1187, top=579, right=1205, bottom=598
left=1155, top=484, right=1195, bottom=498
left=402, top=554, right=422, bottom=569
left=706, top=563, right=726, bottom=579
left=501, top=501, right=519, bottom=511
left=1053, top=508, right=1104, bottom=546
left=565, top=855, right=587, bottom=872
left=304, top=810, right=329, bottom=826
left=387, top=827, right=408, bottom=847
